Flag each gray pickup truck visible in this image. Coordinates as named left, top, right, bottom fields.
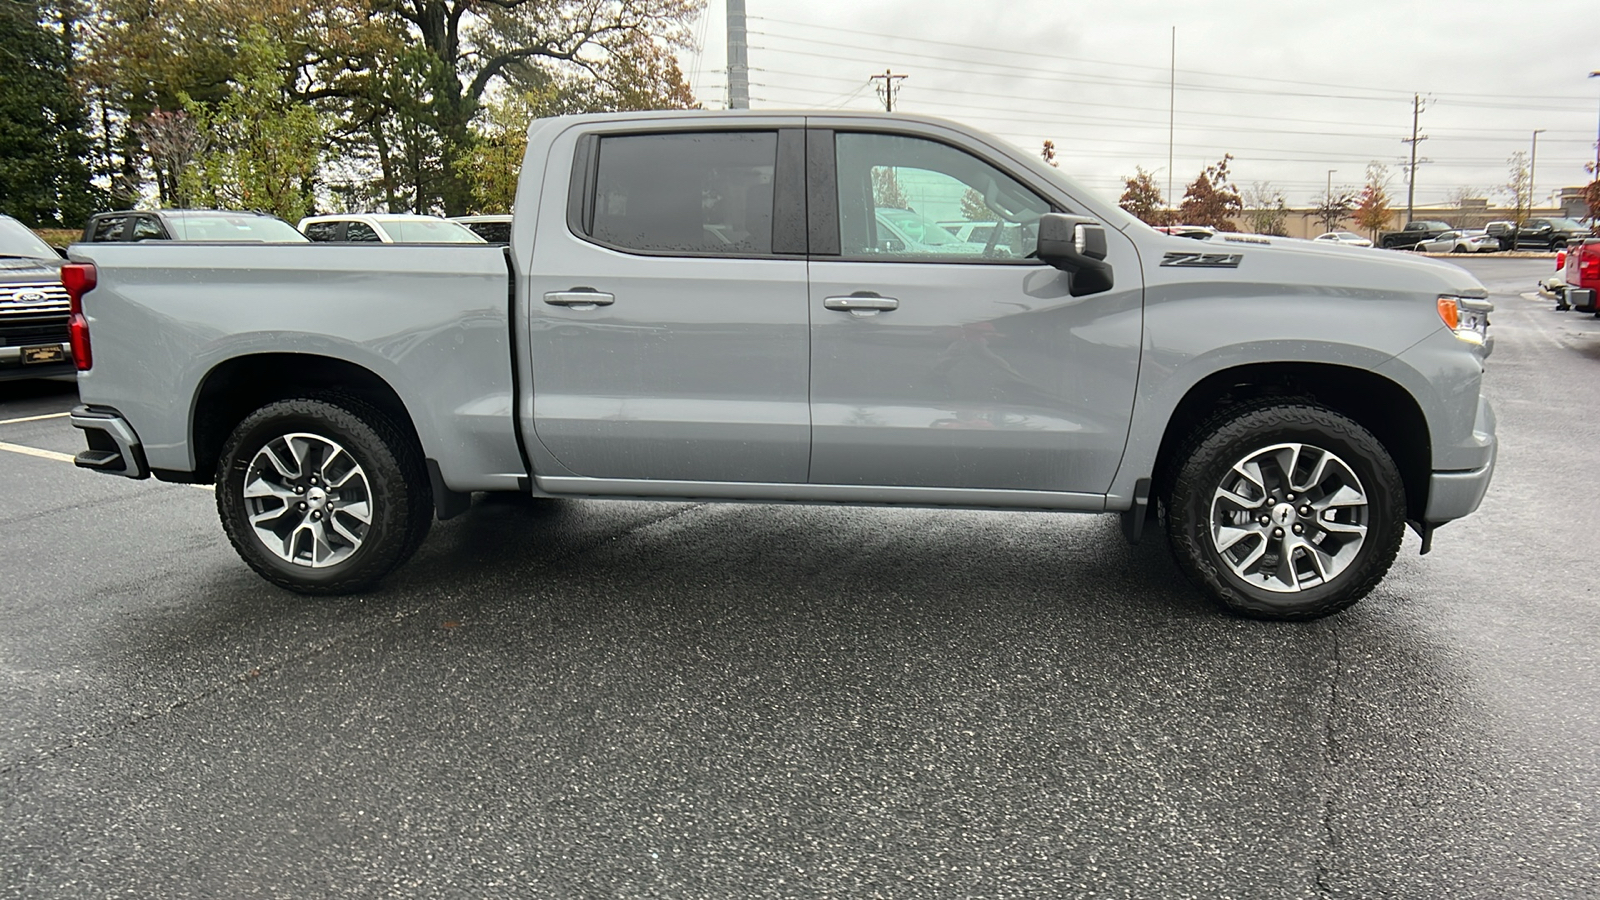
left=63, top=110, right=1496, bottom=620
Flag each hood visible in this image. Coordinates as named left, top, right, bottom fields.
left=1142, top=231, right=1488, bottom=299
left=0, top=255, right=65, bottom=283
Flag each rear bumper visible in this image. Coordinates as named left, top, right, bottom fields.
left=1424, top=395, right=1496, bottom=524
left=69, top=405, right=150, bottom=479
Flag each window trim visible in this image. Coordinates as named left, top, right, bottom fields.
left=810, top=126, right=1059, bottom=267
left=564, top=126, right=807, bottom=261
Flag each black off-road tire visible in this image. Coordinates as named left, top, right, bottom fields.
left=1165, top=401, right=1406, bottom=621
left=216, top=396, right=433, bottom=594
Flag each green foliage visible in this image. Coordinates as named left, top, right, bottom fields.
left=1118, top=166, right=1167, bottom=226
left=0, top=1, right=100, bottom=227
left=180, top=28, right=322, bottom=221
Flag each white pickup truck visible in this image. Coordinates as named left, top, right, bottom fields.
left=65, top=110, right=1496, bottom=620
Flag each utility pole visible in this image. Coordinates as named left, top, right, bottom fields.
left=1167, top=26, right=1175, bottom=219
left=726, top=0, right=749, bottom=109
left=1589, top=71, right=1600, bottom=223
left=1401, top=93, right=1428, bottom=223
left=1530, top=129, right=1546, bottom=215
left=870, top=70, right=907, bottom=112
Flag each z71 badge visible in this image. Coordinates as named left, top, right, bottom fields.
left=1160, top=251, right=1243, bottom=268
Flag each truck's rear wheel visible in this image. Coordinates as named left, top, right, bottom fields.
left=1166, top=402, right=1405, bottom=620
left=216, top=397, right=432, bottom=594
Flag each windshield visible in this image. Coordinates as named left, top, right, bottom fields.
left=378, top=219, right=485, bottom=243
left=876, top=208, right=960, bottom=246
left=166, top=214, right=309, bottom=242
left=0, top=217, right=58, bottom=258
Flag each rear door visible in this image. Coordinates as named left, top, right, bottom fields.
left=804, top=125, right=1143, bottom=494
left=522, top=119, right=812, bottom=483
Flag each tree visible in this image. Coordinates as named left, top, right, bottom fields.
left=1241, top=182, right=1288, bottom=236
left=1041, top=140, right=1058, bottom=167
left=1445, top=185, right=1485, bottom=210
left=1313, top=184, right=1358, bottom=233
left=132, top=108, right=206, bottom=206
left=872, top=166, right=908, bottom=209
left=1504, top=150, right=1531, bottom=225
left=0, top=0, right=99, bottom=227
left=181, top=28, right=323, bottom=222
left=960, top=187, right=988, bottom=221
left=1177, top=154, right=1241, bottom=230
left=1584, top=172, right=1600, bottom=225
left=1118, top=166, right=1166, bottom=225
left=1352, top=163, right=1393, bottom=239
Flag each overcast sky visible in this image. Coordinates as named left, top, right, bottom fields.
left=676, top=0, right=1600, bottom=212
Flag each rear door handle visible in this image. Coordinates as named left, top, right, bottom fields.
left=544, top=289, right=615, bottom=309
left=823, top=294, right=899, bottom=315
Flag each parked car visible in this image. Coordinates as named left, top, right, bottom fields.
left=1412, top=231, right=1500, bottom=254
left=1154, top=224, right=1218, bottom=240
left=1312, top=231, right=1373, bottom=248
left=65, top=109, right=1496, bottom=621
left=1378, top=220, right=1453, bottom=249
left=1485, top=217, right=1592, bottom=251
left=298, top=214, right=485, bottom=244
left=872, top=207, right=988, bottom=255
left=0, top=215, right=73, bottom=380
left=82, top=209, right=308, bottom=243
left=449, top=214, right=512, bottom=245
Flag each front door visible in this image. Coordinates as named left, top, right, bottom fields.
left=525, top=125, right=812, bottom=483
left=806, top=129, right=1143, bottom=494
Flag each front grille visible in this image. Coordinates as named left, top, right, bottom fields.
left=0, top=281, right=70, bottom=322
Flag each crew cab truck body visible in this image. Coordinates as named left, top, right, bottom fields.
left=1378, top=220, right=1455, bottom=249
left=65, top=110, right=1497, bottom=620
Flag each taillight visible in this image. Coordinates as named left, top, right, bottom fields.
left=1556, top=250, right=1566, bottom=269
left=1581, top=247, right=1600, bottom=285
left=60, top=262, right=96, bottom=371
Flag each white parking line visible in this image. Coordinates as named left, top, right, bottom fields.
left=0, top=412, right=72, bottom=426
left=0, top=439, right=214, bottom=490
left=0, top=440, right=75, bottom=463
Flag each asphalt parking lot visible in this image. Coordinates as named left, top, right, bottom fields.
left=2, top=257, right=1597, bottom=899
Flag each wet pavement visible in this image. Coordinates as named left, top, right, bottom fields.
left=1, top=257, right=1596, bottom=898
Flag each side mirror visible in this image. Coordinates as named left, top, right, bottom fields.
left=1036, top=213, right=1114, bottom=296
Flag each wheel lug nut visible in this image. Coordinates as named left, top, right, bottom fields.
left=1286, top=493, right=1295, bottom=501
left=1260, top=516, right=1271, bottom=526
left=1274, top=528, right=1284, bottom=537
left=1266, top=497, right=1275, bottom=506
left=1293, top=524, right=1304, bottom=534
left=1300, top=506, right=1310, bottom=516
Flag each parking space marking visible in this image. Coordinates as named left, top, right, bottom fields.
left=0, top=412, right=72, bottom=426
left=0, top=439, right=214, bottom=490
left=0, top=440, right=76, bottom=463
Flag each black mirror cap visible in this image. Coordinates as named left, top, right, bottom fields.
left=1037, top=213, right=1114, bottom=296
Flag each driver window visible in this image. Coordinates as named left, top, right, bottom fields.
left=834, top=132, right=1049, bottom=262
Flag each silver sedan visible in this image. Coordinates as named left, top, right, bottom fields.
left=1413, top=231, right=1500, bottom=253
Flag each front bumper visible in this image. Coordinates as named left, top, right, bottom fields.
left=0, top=341, right=74, bottom=381
left=1424, top=394, right=1496, bottom=523
left=69, top=405, right=150, bottom=479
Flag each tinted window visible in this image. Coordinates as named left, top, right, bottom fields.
left=346, top=222, right=381, bottom=242
left=589, top=132, right=777, bottom=255
left=834, top=132, right=1048, bottom=262
left=302, top=221, right=339, bottom=242
left=379, top=219, right=484, bottom=243
left=130, top=217, right=165, bottom=241
left=91, top=216, right=127, bottom=241
left=465, top=221, right=511, bottom=244
left=165, top=214, right=308, bottom=242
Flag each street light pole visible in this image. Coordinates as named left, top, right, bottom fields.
left=1530, top=129, right=1546, bottom=216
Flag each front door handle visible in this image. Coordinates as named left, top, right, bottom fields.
left=544, top=289, right=615, bottom=309
left=823, top=294, right=899, bottom=315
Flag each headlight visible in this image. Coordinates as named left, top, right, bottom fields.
left=1437, top=295, right=1491, bottom=345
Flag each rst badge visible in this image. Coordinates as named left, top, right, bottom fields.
left=1160, top=251, right=1244, bottom=268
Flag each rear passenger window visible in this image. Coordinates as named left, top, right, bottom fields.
left=302, top=222, right=338, bottom=242
left=91, top=216, right=126, bottom=241
left=587, top=132, right=776, bottom=255
left=345, top=222, right=381, bottom=243
left=130, top=217, right=164, bottom=241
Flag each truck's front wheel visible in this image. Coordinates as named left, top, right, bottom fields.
left=216, top=397, right=432, bottom=594
left=1166, top=403, right=1405, bottom=620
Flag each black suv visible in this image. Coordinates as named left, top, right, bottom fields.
left=82, top=209, right=308, bottom=243
left=0, top=215, right=72, bottom=381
